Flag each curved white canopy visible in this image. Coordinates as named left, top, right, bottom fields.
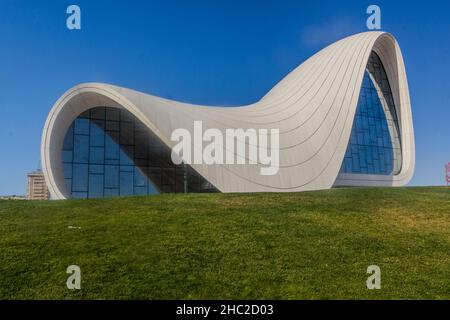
left=41, top=31, right=415, bottom=199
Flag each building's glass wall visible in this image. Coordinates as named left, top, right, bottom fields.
left=62, top=107, right=217, bottom=199
left=340, top=52, right=402, bottom=175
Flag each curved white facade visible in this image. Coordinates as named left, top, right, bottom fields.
left=41, top=31, right=415, bottom=199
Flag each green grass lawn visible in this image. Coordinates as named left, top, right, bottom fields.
left=0, top=187, right=449, bottom=300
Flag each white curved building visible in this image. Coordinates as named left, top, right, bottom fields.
left=41, top=31, right=415, bottom=199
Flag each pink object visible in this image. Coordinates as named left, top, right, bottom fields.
left=446, top=163, right=450, bottom=186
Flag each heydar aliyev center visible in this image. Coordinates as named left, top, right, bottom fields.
left=41, top=31, right=415, bottom=199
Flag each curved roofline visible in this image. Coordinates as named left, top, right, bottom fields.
left=41, top=31, right=415, bottom=199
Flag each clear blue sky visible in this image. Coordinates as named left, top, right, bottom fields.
left=1, top=0, right=449, bottom=195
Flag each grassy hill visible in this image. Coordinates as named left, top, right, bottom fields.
left=0, top=187, right=449, bottom=300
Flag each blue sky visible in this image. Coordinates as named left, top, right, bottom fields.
left=0, top=0, right=449, bottom=195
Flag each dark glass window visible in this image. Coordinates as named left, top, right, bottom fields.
left=340, top=52, right=402, bottom=176
left=62, top=107, right=217, bottom=199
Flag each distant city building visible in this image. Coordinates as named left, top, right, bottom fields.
left=27, top=171, right=50, bottom=200
left=446, top=163, right=450, bottom=186
left=0, top=195, right=26, bottom=200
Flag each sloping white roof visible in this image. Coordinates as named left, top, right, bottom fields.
left=42, top=31, right=415, bottom=199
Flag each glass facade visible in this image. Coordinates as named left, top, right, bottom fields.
left=62, top=107, right=217, bottom=199
left=340, top=52, right=402, bottom=176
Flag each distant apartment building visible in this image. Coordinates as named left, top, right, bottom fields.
left=0, top=195, right=26, bottom=200
left=27, top=171, right=50, bottom=200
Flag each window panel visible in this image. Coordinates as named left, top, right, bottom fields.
left=104, top=165, right=119, bottom=189
left=120, top=122, right=134, bottom=145
left=63, top=125, right=74, bottom=150
left=89, top=147, right=104, bottom=164
left=106, top=121, right=120, bottom=131
left=61, top=106, right=217, bottom=199
left=89, top=164, right=104, bottom=174
left=73, top=135, right=89, bottom=163
left=72, top=192, right=88, bottom=199
left=104, top=188, right=119, bottom=197
left=74, top=118, right=90, bottom=135
left=120, top=145, right=134, bottom=166
left=105, top=132, right=120, bottom=160
left=63, top=163, right=72, bottom=179
left=120, top=171, right=133, bottom=196
left=120, top=109, right=134, bottom=122
left=134, top=167, right=148, bottom=187
left=340, top=52, right=402, bottom=176
left=62, top=150, right=73, bottom=163
left=72, top=164, right=88, bottom=192
left=106, top=108, right=120, bottom=121
left=65, top=179, right=72, bottom=193
left=90, top=107, right=105, bottom=120
left=89, top=174, right=104, bottom=198
left=90, top=120, right=105, bottom=147
left=134, top=186, right=148, bottom=195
